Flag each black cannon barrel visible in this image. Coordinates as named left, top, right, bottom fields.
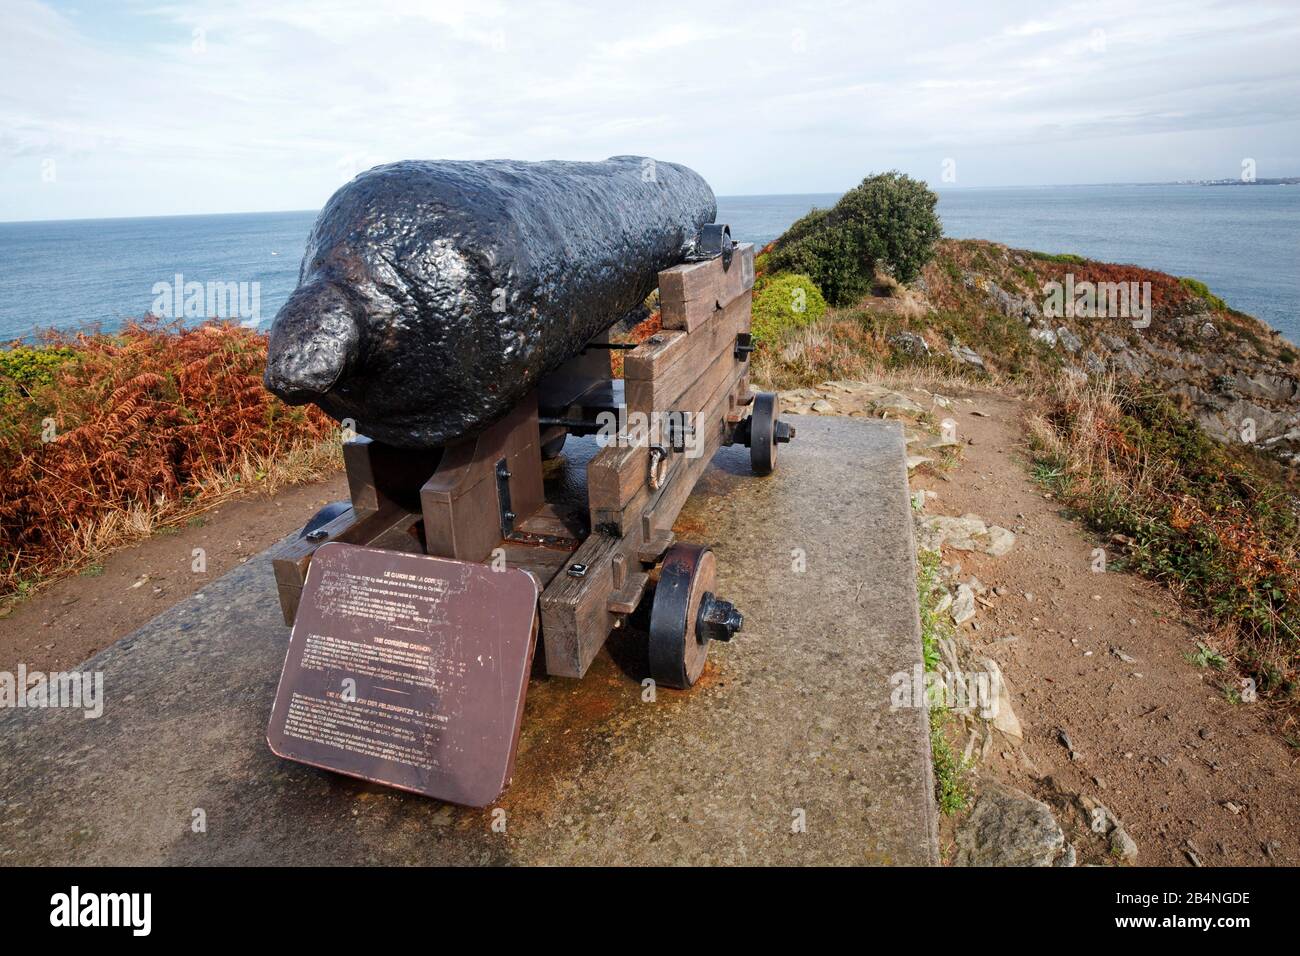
left=264, top=155, right=717, bottom=448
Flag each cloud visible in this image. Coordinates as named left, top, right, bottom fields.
left=1, top=0, right=1298, bottom=220
left=1003, top=19, right=1060, bottom=38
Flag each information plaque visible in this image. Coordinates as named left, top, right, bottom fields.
left=267, top=542, right=540, bottom=807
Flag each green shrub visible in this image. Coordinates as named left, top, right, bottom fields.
left=916, top=547, right=971, bottom=814
left=0, top=345, right=78, bottom=404
left=1179, top=276, right=1227, bottom=311
left=767, top=171, right=942, bottom=305
left=750, top=273, right=827, bottom=343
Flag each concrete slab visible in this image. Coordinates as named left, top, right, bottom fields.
left=0, top=416, right=937, bottom=865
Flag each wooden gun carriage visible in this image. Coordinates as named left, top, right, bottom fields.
left=270, top=233, right=794, bottom=690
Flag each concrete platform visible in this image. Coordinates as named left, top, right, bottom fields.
left=0, top=416, right=938, bottom=865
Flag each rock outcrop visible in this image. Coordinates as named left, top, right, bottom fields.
left=920, top=240, right=1300, bottom=467
left=955, top=783, right=1067, bottom=866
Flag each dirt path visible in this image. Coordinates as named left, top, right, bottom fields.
left=1, top=473, right=348, bottom=675
left=909, top=388, right=1300, bottom=866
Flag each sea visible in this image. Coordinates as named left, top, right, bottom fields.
left=1, top=183, right=1297, bottom=344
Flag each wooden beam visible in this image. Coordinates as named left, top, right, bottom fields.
left=642, top=376, right=749, bottom=538
left=343, top=437, right=444, bottom=514
left=625, top=292, right=752, bottom=416
left=657, top=243, right=754, bottom=332
left=606, top=572, right=648, bottom=615
left=269, top=503, right=424, bottom=624
left=590, top=358, right=746, bottom=536
left=539, top=532, right=626, bottom=678
left=420, top=393, right=543, bottom=562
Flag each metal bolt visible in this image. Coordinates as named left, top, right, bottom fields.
left=697, top=593, right=743, bottom=642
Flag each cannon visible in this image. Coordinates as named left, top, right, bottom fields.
left=264, top=155, right=717, bottom=448
left=266, top=157, right=796, bottom=805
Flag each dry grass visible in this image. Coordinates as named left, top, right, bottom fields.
left=1, top=319, right=340, bottom=602
left=53, top=434, right=340, bottom=585
left=752, top=311, right=1009, bottom=397
left=752, top=313, right=888, bottom=389
left=1027, top=373, right=1300, bottom=712
left=1025, top=375, right=1123, bottom=482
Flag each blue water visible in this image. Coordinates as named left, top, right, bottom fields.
left=1, top=185, right=1297, bottom=343
left=0, top=210, right=317, bottom=341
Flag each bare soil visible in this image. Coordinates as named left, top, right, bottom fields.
left=910, top=388, right=1300, bottom=866
left=0, top=474, right=348, bottom=676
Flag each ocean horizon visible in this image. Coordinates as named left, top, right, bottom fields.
left=1, top=183, right=1297, bottom=344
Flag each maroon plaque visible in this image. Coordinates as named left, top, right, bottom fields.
left=267, top=542, right=540, bottom=807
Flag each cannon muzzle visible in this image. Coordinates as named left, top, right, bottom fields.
left=264, top=279, right=363, bottom=404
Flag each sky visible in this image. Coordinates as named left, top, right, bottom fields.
left=2, top=0, right=1299, bottom=222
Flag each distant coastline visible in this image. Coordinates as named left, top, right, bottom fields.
left=1, top=183, right=1298, bottom=345
left=934, top=176, right=1300, bottom=192
left=5, top=177, right=1300, bottom=226
left=1175, top=177, right=1300, bottom=186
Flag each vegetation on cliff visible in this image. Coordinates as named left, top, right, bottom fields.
left=766, top=171, right=942, bottom=305
left=1029, top=379, right=1299, bottom=706
left=749, top=189, right=1300, bottom=717
left=750, top=272, right=827, bottom=343
left=0, top=319, right=339, bottom=600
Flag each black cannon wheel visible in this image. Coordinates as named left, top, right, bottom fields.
left=648, top=544, right=717, bottom=689
left=750, top=391, right=780, bottom=476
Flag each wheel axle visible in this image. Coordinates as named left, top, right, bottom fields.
left=697, top=593, right=743, bottom=642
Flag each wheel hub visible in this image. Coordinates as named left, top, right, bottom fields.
left=696, top=592, right=743, bottom=643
